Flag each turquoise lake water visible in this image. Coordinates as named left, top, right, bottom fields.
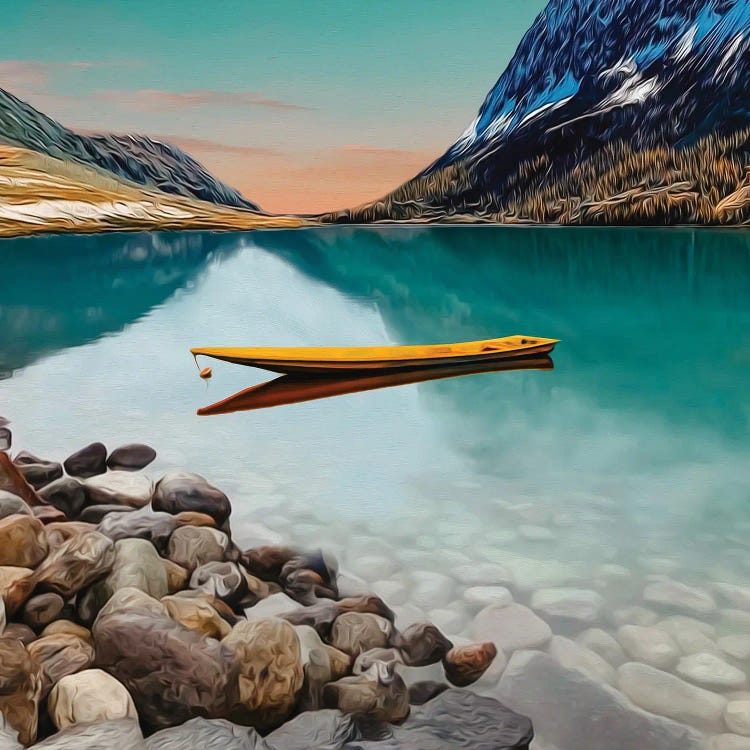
left=2, top=226, right=750, bottom=745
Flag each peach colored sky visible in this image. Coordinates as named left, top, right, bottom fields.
left=1, top=2, right=547, bottom=214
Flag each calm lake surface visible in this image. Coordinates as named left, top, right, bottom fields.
left=2, top=226, right=750, bottom=744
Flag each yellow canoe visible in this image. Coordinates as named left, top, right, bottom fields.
left=191, top=335, right=559, bottom=375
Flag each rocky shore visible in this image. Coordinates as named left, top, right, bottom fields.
left=0, top=418, right=532, bottom=749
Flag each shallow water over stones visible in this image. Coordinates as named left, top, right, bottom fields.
left=3, top=226, right=750, bottom=747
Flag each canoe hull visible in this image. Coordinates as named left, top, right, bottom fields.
left=192, top=336, right=559, bottom=376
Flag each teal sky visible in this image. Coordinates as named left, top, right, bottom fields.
left=1, top=0, right=547, bottom=211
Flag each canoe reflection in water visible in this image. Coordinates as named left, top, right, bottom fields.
left=196, top=354, right=555, bottom=416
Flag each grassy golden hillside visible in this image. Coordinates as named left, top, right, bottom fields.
left=0, top=145, right=304, bottom=237
left=328, top=128, right=750, bottom=226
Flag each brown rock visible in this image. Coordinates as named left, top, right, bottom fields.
left=63, top=442, right=107, bottom=479
left=324, top=663, right=410, bottom=723
left=34, top=529, right=115, bottom=597
left=16, top=461, right=63, bottom=491
left=0, top=637, right=43, bottom=745
left=3, top=623, right=36, bottom=645
left=38, top=477, right=86, bottom=519
left=27, top=633, right=96, bottom=696
left=152, top=472, right=231, bottom=525
left=325, top=645, right=353, bottom=680
left=338, top=594, right=396, bottom=622
left=396, top=623, right=453, bottom=667
left=280, top=551, right=338, bottom=603
left=162, top=593, right=231, bottom=639
left=189, top=561, right=247, bottom=606
left=162, top=559, right=189, bottom=594
left=0, top=566, right=35, bottom=615
left=22, top=593, right=65, bottom=630
left=13, top=461, right=62, bottom=490
left=41, top=620, right=92, bottom=644
left=443, top=641, right=498, bottom=687
left=284, top=599, right=340, bottom=637
left=242, top=545, right=297, bottom=581
left=223, top=617, right=303, bottom=729
left=48, top=668, right=138, bottom=730
left=167, top=526, right=230, bottom=571
left=0, top=514, right=48, bottom=567
left=330, top=612, right=393, bottom=658
left=174, top=511, right=217, bottom=527
left=93, top=587, right=240, bottom=730
left=0, top=451, right=43, bottom=507
left=106, top=443, right=156, bottom=472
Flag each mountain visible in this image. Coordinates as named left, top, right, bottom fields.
left=333, top=0, right=750, bottom=226
left=0, top=88, right=259, bottom=211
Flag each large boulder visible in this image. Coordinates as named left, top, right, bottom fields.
left=30, top=719, right=145, bottom=749
left=145, top=717, right=267, bottom=749
left=33, top=528, right=115, bottom=597
left=386, top=688, right=534, bottom=750
left=85, top=471, right=153, bottom=508
left=494, top=650, right=706, bottom=750
left=222, top=617, right=303, bottom=729
left=48, top=669, right=137, bottom=730
left=93, top=587, right=240, bottom=730
left=107, top=444, right=157, bottom=472
left=0, top=637, right=43, bottom=745
left=153, top=472, right=231, bottom=525
left=27, top=633, right=95, bottom=696
left=63, top=442, right=107, bottom=479
left=0, top=513, right=48, bottom=567
left=168, top=526, right=231, bottom=571
left=38, top=478, right=86, bottom=519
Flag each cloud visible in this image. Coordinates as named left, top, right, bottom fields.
left=95, top=88, right=312, bottom=112
left=147, top=135, right=280, bottom=157
left=0, top=59, right=142, bottom=95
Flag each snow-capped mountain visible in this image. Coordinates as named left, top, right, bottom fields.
left=334, top=0, right=750, bottom=225
left=432, top=0, right=750, bottom=175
